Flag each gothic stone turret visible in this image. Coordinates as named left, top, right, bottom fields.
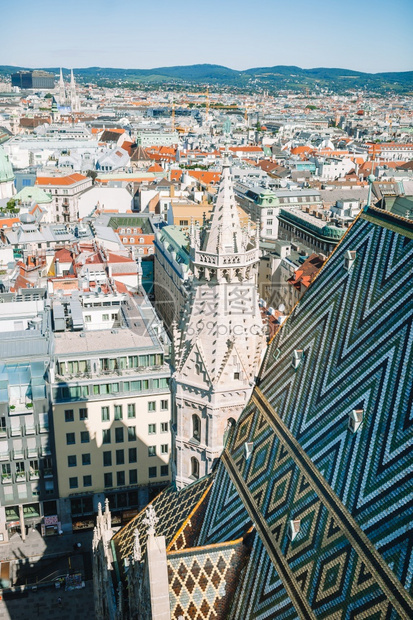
left=172, top=154, right=265, bottom=488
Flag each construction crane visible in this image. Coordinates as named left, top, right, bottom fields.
left=205, top=86, right=209, bottom=119
left=171, top=99, right=175, bottom=132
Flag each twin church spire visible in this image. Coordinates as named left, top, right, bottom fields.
left=58, top=68, right=80, bottom=112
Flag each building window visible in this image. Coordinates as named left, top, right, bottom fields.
left=148, top=467, right=157, bottom=479
left=161, top=444, right=168, bottom=454
left=84, top=315, right=91, bottom=323
left=79, top=408, right=88, bottom=420
left=129, top=470, right=138, bottom=485
left=160, top=422, right=168, bottom=433
left=116, top=449, right=125, bottom=465
left=128, top=427, right=136, bottom=442
left=148, top=424, right=156, bottom=435
left=117, top=471, right=125, bottom=486
left=127, top=403, right=136, bottom=418
left=160, top=400, right=168, bottom=411
left=191, top=457, right=200, bottom=480
left=82, top=453, right=91, bottom=466
left=68, top=455, right=77, bottom=467
left=80, top=431, right=90, bottom=443
left=148, top=446, right=156, bottom=457
left=102, top=314, right=110, bottom=321
left=160, top=465, right=169, bottom=477
left=65, top=409, right=74, bottom=422
left=234, top=372, right=240, bottom=380
left=115, top=428, right=124, bottom=443
left=104, top=473, right=113, bottom=488
left=192, top=415, right=201, bottom=442
left=114, top=405, right=123, bottom=420
left=148, top=401, right=156, bottom=412
left=69, top=477, right=78, bottom=489
left=66, top=432, right=75, bottom=445
left=102, top=429, right=111, bottom=444
left=129, top=448, right=137, bottom=463
left=83, top=475, right=92, bottom=487
left=101, top=406, right=110, bottom=422
left=103, top=451, right=112, bottom=466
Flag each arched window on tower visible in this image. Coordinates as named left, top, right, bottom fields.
left=190, top=457, right=200, bottom=480
left=192, top=414, right=201, bottom=442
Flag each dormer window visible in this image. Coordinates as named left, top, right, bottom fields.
left=348, top=409, right=364, bottom=433
left=244, top=442, right=254, bottom=460
left=344, top=250, right=356, bottom=272
left=287, top=519, right=301, bottom=541
left=292, top=350, right=304, bottom=370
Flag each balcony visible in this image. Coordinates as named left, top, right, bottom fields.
left=9, top=400, right=34, bottom=415
left=29, top=470, right=39, bottom=480
left=1, top=475, right=12, bottom=485
left=44, top=468, right=53, bottom=478
left=15, top=472, right=26, bottom=482
left=0, top=427, right=7, bottom=437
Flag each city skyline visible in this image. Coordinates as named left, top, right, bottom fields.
left=2, top=0, right=413, bottom=73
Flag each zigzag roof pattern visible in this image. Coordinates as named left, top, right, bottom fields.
left=196, top=207, right=413, bottom=618
left=112, top=475, right=213, bottom=580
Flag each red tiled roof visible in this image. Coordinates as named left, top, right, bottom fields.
left=36, top=173, right=87, bottom=186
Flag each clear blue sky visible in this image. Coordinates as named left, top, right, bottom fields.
left=2, top=0, right=412, bottom=73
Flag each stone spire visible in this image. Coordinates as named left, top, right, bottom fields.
left=201, top=150, right=244, bottom=255
left=172, top=150, right=265, bottom=488
left=69, top=69, right=80, bottom=112
left=58, top=68, right=66, bottom=106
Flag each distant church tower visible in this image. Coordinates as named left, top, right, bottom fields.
left=69, top=69, right=80, bottom=112
left=58, top=68, right=66, bottom=106
left=172, top=152, right=265, bottom=488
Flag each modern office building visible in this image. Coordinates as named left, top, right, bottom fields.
left=11, top=70, right=55, bottom=90
left=0, top=290, right=59, bottom=542
left=50, top=288, right=171, bottom=531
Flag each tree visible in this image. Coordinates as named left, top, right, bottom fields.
left=86, top=170, right=98, bottom=185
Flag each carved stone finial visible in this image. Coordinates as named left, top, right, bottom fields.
left=105, top=497, right=110, bottom=514
left=132, top=528, right=142, bottom=563
left=143, top=504, right=159, bottom=537
left=92, top=526, right=99, bottom=551
left=98, top=502, right=102, bottom=517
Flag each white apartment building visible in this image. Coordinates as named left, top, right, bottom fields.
left=35, top=173, right=92, bottom=223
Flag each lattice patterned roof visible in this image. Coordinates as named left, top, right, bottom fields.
left=113, top=475, right=213, bottom=571
left=197, top=208, right=413, bottom=618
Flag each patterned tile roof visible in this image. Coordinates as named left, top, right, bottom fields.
left=113, top=475, right=213, bottom=574
left=198, top=208, right=413, bottom=618
left=167, top=537, right=251, bottom=620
